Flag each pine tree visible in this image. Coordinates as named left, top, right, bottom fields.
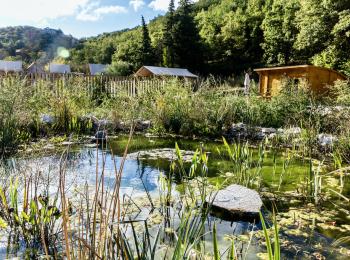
left=162, top=0, right=176, bottom=67
left=172, top=0, right=203, bottom=70
left=137, top=16, right=156, bottom=66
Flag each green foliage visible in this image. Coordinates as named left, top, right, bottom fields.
left=107, top=60, right=133, bottom=76
left=0, top=177, right=61, bottom=256
left=66, top=0, right=350, bottom=76
left=261, top=0, right=300, bottom=64
left=0, top=26, right=77, bottom=65
left=137, top=16, right=157, bottom=66
left=0, top=77, right=32, bottom=155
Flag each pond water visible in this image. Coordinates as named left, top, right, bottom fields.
left=1, top=134, right=350, bottom=258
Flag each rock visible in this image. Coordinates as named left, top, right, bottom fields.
left=225, top=123, right=249, bottom=139
left=135, top=120, right=152, bottom=131
left=255, top=127, right=277, bottom=140
left=127, top=148, right=195, bottom=162
left=85, top=143, right=98, bottom=148
left=61, top=141, right=74, bottom=146
left=43, top=144, right=55, bottom=150
left=40, top=114, right=54, bottom=124
left=318, top=134, right=337, bottom=146
left=206, top=184, right=262, bottom=220
left=81, top=115, right=113, bottom=131
left=284, top=127, right=302, bottom=136
left=95, top=130, right=107, bottom=141
left=261, top=127, right=277, bottom=135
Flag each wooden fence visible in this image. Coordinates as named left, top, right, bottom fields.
left=0, top=72, right=167, bottom=97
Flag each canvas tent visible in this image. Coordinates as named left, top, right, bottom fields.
left=27, top=62, right=45, bottom=74
left=0, top=60, right=23, bottom=72
left=49, top=63, right=71, bottom=74
left=135, top=66, right=198, bottom=78
left=89, top=64, right=108, bottom=75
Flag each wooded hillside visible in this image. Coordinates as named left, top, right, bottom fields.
left=69, top=0, right=350, bottom=77
left=0, top=26, right=78, bottom=65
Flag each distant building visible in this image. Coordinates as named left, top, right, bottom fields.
left=49, top=63, right=71, bottom=74
left=0, top=60, right=23, bottom=73
left=254, top=65, right=347, bottom=97
left=135, top=66, right=198, bottom=78
left=89, top=64, right=108, bottom=75
left=27, top=62, right=45, bottom=74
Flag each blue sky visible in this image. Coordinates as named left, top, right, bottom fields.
left=0, top=0, right=185, bottom=38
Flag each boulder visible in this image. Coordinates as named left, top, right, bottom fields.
left=318, top=134, right=337, bottom=146
left=284, top=127, right=302, bottom=136
left=127, top=148, right=195, bottom=162
left=40, top=114, right=54, bottom=125
left=255, top=127, right=277, bottom=140
left=206, top=184, right=262, bottom=220
left=135, top=120, right=152, bottom=131
left=94, top=130, right=107, bottom=142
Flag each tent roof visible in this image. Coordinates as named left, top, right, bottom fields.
left=135, top=66, right=198, bottom=78
left=49, top=63, right=71, bottom=74
left=0, top=60, right=23, bottom=72
left=89, top=64, right=108, bottom=75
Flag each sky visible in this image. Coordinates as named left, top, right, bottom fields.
left=0, top=0, right=189, bottom=38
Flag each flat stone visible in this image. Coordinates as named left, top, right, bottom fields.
left=206, top=184, right=262, bottom=220
left=61, top=141, right=74, bottom=146
left=85, top=143, right=98, bottom=148
left=127, top=148, right=195, bottom=162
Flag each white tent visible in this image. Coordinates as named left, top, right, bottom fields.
left=135, top=66, right=198, bottom=78
left=0, top=60, right=23, bottom=72
left=89, top=64, right=108, bottom=75
left=49, top=63, right=71, bottom=74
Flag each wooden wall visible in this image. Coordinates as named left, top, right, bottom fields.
left=256, top=66, right=346, bottom=97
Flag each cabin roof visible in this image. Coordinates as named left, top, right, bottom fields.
left=89, top=64, right=108, bottom=75
left=135, top=66, right=198, bottom=78
left=49, top=63, right=71, bottom=74
left=254, top=65, right=347, bottom=79
left=0, top=60, right=23, bottom=72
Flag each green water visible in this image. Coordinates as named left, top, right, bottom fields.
left=2, top=134, right=349, bottom=259
left=109, top=134, right=350, bottom=258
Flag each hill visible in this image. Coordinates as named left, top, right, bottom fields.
left=69, top=0, right=350, bottom=77
left=0, top=26, right=78, bottom=65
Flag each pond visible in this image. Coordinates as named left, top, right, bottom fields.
left=1, top=134, right=349, bottom=259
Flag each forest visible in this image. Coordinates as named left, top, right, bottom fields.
left=69, top=0, right=350, bottom=76
left=0, top=26, right=77, bottom=65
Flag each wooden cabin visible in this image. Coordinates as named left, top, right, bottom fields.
left=135, top=66, right=198, bottom=79
left=254, top=65, right=347, bottom=97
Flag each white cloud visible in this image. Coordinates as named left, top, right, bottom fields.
left=77, top=2, right=127, bottom=21
left=0, top=0, right=90, bottom=22
left=130, top=0, right=145, bottom=12
left=148, top=0, right=198, bottom=12
left=148, top=0, right=174, bottom=11
left=0, top=0, right=127, bottom=24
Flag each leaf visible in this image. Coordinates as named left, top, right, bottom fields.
left=0, top=217, right=7, bottom=229
left=213, top=223, right=220, bottom=260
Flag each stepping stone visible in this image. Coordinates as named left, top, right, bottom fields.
left=206, top=184, right=263, bottom=221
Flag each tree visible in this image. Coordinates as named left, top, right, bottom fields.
left=162, top=0, right=176, bottom=67
left=171, top=0, right=203, bottom=70
left=261, top=0, right=300, bottom=65
left=136, top=16, right=156, bottom=66
left=294, top=0, right=335, bottom=60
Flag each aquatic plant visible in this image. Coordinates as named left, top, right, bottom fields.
left=0, top=176, right=62, bottom=258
